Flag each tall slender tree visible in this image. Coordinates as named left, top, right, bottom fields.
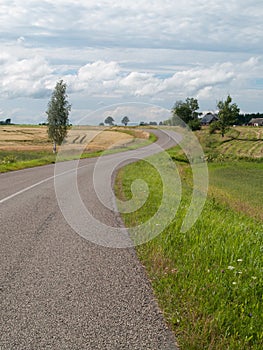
left=217, top=95, right=240, bottom=137
left=46, top=80, right=71, bottom=153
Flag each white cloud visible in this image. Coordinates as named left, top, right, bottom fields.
left=0, top=0, right=262, bottom=122
left=0, top=55, right=53, bottom=98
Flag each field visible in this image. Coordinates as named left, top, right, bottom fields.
left=0, top=125, right=150, bottom=172
left=116, top=126, right=263, bottom=349
left=196, top=126, right=263, bottom=161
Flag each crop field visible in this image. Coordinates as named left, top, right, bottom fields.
left=0, top=125, right=51, bottom=151
left=0, top=125, right=150, bottom=172
left=116, top=127, right=263, bottom=349
left=0, top=125, right=147, bottom=152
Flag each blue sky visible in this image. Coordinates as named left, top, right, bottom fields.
left=0, top=0, right=262, bottom=124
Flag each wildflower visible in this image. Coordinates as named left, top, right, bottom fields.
left=237, top=259, right=243, bottom=262
left=248, top=313, right=253, bottom=317
left=228, top=266, right=235, bottom=270
left=238, top=271, right=242, bottom=274
left=232, top=282, right=237, bottom=285
left=252, top=276, right=257, bottom=280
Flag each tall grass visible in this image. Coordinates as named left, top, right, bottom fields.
left=116, top=152, right=263, bottom=349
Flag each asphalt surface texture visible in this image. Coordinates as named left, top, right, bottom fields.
left=0, top=129, right=180, bottom=350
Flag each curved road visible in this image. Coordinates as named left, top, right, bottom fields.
left=0, top=129, right=180, bottom=349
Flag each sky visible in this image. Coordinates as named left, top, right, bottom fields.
left=0, top=0, right=262, bottom=125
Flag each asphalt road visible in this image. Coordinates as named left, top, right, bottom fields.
left=0, top=129, right=180, bottom=350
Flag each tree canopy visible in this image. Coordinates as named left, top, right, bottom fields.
left=217, top=95, right=240, bottom=137
left=104, top=116, right=114, bottom=125
left=121, top=116, right=130, bottom=126
left=46, top=80, right=71, bottom=152
left=172, top=97, right=199, bottom=124
left=164, top=97, right=201, bottom=130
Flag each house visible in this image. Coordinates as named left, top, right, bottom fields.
left=248, top=118, right=263, bottom=127
left=201, top=113, right=218, bottom=126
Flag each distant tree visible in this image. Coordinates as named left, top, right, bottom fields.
left=171, top=97, right=200, bottom=129
left=217, top=95, right=240, bottom=137
left=99, top=122, right=104, bottom=126
left=104, top=116, right=114, bottom=126
left=46, top=80, right=71, bottom=153
left=149, top=121, right=158, bottom=126
left=0, top=118, right=12, bottom=125
left=121, top=116, right=130, bottom=126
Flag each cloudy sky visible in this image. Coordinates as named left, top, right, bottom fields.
left=0, top=0, right=262, bottom=124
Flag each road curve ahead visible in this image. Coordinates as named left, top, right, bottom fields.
left=0, top=129, right=180, bottom=349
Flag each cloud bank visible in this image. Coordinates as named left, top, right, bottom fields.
left=0, top=0, right=262, bottom=123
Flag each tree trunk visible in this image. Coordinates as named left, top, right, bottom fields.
left=53, top=142, right=57, bottom=153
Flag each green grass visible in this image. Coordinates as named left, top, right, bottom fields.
left=209, top=162, right=263, bottom=221
left=0, top=150, right=56, bottom=172
left=116, top=150, right=263, bottom=349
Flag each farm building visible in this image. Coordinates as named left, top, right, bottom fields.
left=201, top=113, right=219, bottom=126
left=248, top=118, right=263, bottom=126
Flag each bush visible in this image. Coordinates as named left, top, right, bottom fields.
left=188, top=118, right=201, bottom=131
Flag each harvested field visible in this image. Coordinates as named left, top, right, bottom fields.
left=0, top=125, right=146, bottom=152
left=0, top=126, right=51, bottom=151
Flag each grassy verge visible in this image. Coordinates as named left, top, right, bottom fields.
left=115, top=149, right=263, bottom=349
left=0, top=150, right=56, bottom=172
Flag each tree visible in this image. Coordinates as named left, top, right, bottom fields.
left=121, top=116, right=129, bottom=126
left=104, top=116, right=114, bottom=126
left=171, top=97, right=200, bottom=128
left=46, top=80, right=71, bottom=153
left=217, top=95, right=240, bottom=137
